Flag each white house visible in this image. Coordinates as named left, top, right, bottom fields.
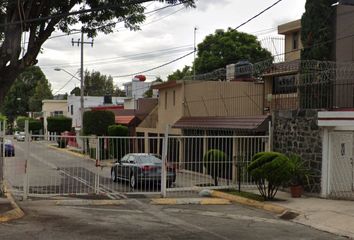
left=67, top=95, right=125, bottom=129
left=123, top=76, right=153, bottom=100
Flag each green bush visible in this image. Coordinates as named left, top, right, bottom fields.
left=108, top=125, right=129, bottom=136
left=16, top=116, right=42, bottom=133
left=47, top=116, right=72, bottom=134
left=248, top=152, right=293, bottom=200
left=83, top=111, right=115, bottom=136
left=203, top=149, right=227, bottom=186
left=107, top=125, right=129, bottom=160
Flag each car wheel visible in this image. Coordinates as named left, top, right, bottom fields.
left=111, top=169, right=117, bottom=182
left=130, top=173, right=137, bottom=189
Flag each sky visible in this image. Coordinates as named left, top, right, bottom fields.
left=36, top=0, right=307, bottom=95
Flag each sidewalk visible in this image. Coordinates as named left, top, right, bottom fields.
left=274, top=191, right=354, bottom=239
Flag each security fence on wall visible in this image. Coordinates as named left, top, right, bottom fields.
left=182, top=60, right=354, bottom=115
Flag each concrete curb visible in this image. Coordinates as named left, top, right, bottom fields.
left=151, top=198, right=231, bottom=205
left=209, top=190, right=289, bottom=215
left=47, top=144, right=87, bottom=159
left=0, top=185, right=25, bottom=223
left=55, top=199, right=127, bottom=206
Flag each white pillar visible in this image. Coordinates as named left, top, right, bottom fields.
left=321, top=128, right=330, bottom=198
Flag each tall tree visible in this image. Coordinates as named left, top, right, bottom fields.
left=167, top=66, right=191, bottom=81
left=70, top=70, right=117, bottom=96
left=301, top=0, right=337, bottom=60
left=84, top=70, right=115, bottom=96
left=194, top=28, right=272, bottom=74
left=0, top=1, right=195, bottom=104
left=1, top=66, right=52, bottom=122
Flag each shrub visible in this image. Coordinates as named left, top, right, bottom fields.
left=83, top=111, right=115, bottom=136
left=108, top=125, right=129, bottom=136
left=47, top=116, right=72, bottom=134
left=203, top=149, right=227, bottom=186
left=107, top=125, right=129, bottom=160
left=16, top=116, right=42, bottom=133
left=248, top=152, right=293, bottom=200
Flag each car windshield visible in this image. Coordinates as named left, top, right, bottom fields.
left=135, top=155, right=161, bottom=164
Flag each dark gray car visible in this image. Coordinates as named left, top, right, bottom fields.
left=111, top=153, right=176, bottom=189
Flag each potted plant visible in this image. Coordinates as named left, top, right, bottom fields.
left=288, top=154, right=311, bottom=198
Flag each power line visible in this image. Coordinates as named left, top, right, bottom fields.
left=234, top=0, right=284, bottom=30
left=39, top=45, right=193, bottom=68
left=53, top=72, right=79, bottom=95
left=113, top=51, right=195, bottom=78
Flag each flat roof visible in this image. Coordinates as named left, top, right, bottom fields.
left=278, top=19, right=301, bottom=34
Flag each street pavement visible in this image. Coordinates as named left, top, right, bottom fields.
left=0, top=198, right=346, bottom=240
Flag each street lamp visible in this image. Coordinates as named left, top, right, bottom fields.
left=54, top=67, right=84, bottom=131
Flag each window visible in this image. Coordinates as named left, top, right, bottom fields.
left=165, top=92, right=168, bottom=109
left=173, top=90, right=176, bottom=106
left=70, top=105, right=73, bottom=115
left=51, top=111, right=63, bottom=117
left=292, top=32, right=299, bottom=50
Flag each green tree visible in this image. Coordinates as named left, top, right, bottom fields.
left=0, top=0, right=195, bottom=103
left=113, top=87, right=127, bottom=97
left=2, top=66, right=52, bottom=122
left=194, top=29, right=272, bottom=74
left=167, top=66, right=192, bottom=81
left=29, top=79, right=53, bottom=112
left=301, top=0, right=337, bottom=61
left=70, top=87, right=81, bottom=96
left=144, top=77, right=163, bottom=97
left=84, top=70, right=115, bottom=96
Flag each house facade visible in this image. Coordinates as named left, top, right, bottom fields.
left=42, top=100, right=69, bottom=134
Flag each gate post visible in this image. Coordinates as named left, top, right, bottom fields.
left=94, top=136, right=100, bottom=194
left=23, top=120, right=30, bottom=200
left=0, top=120, right=5, bottom=195
left=161, top=125, right=170, bottom=198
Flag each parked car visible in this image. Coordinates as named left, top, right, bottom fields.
left=111, top=153, right=176, bottom=189
left=0, top=139, right=15, bottom=157
left=16, top=132, right=25, bottom=141
left=13, top=131, right=20, bottom=139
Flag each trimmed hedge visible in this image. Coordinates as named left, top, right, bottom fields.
left=83, top=111, right=115, bottom=136
left=108, top=125, right=129, bottom=136
left=248, top=152, right=293, bottom=200
left=203, top=149, right=227, bottom=186
left=107, top=124, right=129, bottom=160
left=16, top=116, right=42, bottom=132
left=47, top=116, right=72, bottom=134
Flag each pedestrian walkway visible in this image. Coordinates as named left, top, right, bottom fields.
left=274, top=191, right=354, bottom=239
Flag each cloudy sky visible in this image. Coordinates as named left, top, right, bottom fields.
left=36, top=0, right=307, bottom=95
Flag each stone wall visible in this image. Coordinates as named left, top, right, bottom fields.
left=272, top=110, right=322, bottom=193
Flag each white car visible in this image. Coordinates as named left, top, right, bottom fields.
left=16, top=132, right=26, bottom=141
left=13, top=131, right=20, bottom=139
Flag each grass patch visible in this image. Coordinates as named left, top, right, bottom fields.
left=221, top=189, right=265, bottom=202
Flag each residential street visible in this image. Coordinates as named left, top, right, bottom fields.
left=0, top=199, right=346, bottom=240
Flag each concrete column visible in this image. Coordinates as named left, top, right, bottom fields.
left=178, top=138, right=184, bottom=170
left=321, top=128, right=330, bottom=198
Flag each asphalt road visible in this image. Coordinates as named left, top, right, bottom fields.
left=0, top=199, right=346, bottom=240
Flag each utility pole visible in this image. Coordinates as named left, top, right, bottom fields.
left=72, top=28, right=94, bottom=132
left=193, top=27, right=198, bottom=80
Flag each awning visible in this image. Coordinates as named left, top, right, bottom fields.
left=173, top=115, right=270, bottom=132
left=115, top=115, right=136, bottom=125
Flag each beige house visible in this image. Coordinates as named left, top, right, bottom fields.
left=42, top=100, right=68, bottom=134
left=278, top=19, right=302, bottom=62
left=136, top=80, right=269, bottom=138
